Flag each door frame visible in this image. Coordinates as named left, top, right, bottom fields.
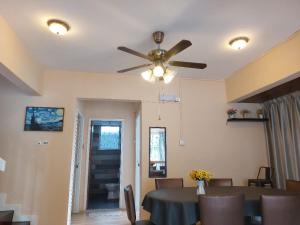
left=84, top=118, right=124, bottom=210
left=134, top=111, right=142, bottom=219
left=72, top=112, right=84, bottom=213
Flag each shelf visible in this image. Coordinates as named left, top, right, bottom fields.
left=227, top=118, right=269, bottom=123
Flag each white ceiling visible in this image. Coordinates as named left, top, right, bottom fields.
left=1, top=0, right=300, bottom=79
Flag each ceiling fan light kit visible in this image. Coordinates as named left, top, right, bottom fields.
left=141, top=67, right=176, bottom=84
left=117, top=31, right=207, bottom=84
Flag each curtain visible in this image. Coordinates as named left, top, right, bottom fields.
left=263, top=91, right=300, bottom=188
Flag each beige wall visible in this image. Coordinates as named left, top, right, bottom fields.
left=225, top=31, right=300, bottom=102
left=78, top=100, right=139, bottom=210
left=140, top=80, right=268, bottom=219
left=0, top=75, right=76, bottom=225
left=0, top=70, right=268, bottom=225
left=0, top=16, right=43, bottom=95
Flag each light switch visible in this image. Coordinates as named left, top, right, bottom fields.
left=37, top=140, right=49, bottom=145
left=179, top=139, right=185, bottom=146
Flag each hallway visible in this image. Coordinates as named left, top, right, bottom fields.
left=72, top=210, right=129, bottom=225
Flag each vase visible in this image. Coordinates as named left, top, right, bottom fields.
left=257, top=114, right=264, bottom=119
left=197, top=180, right=206, bottom=195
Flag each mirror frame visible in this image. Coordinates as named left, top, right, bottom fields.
left=149, top=127, right=167, bottom=178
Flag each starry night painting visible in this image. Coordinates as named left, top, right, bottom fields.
left=24, top=107, right=64, bottom=131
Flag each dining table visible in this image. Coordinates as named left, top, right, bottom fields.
left=142, top=186, right=294, bottom=225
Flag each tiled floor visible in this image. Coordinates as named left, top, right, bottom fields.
left=71, top=209, right=129, bottom=225
left=87, top=198, right=119, bottom=209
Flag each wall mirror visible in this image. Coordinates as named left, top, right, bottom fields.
left=149, top=127, right=167, bottom=178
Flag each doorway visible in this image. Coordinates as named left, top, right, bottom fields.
left=87, top=120, right=122, bottom=209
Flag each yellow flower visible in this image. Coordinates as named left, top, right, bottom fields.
left=189, top=169, right=212, bottom=181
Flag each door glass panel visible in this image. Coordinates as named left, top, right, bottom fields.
left=100, top=126, right=120, bottom=150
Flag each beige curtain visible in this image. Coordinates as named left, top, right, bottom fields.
left=263, top=91, right=300, bottom=188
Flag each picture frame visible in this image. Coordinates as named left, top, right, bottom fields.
left=24, top=107, right=65, bottom=132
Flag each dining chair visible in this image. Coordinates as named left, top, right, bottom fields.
left=248, top=167, right=273, bottom=188
left=124, top=185, right=153, bottom=225
left=208, top=178, right=233, bottom=187
left=199, top=194, right=244, bottom=225
left=0, top=210, right=14, bottom=223
left=261, top=195, right=300, bottom=225
left=286, top=179, right=300, bottom=192
left=155, top=178, right=184, bottom=189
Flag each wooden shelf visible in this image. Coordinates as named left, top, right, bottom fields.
left=227, top=118, right=269, bottom=122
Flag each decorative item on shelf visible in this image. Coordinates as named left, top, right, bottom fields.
left=227, top=108, right=237, bottom=119
left=256, top=109, right=264, bottom=119
left=240, top=109, right=250, bottom=118
left=190, top=169, right=212, bottom=195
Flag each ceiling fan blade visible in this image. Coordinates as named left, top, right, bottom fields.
left=168, top=61, right=207, bottom=69
left=118, top=46, right=152, bottom=61
left=117, top=63, right=152, bottom=73
left=164, top=40, right=192, bottom=60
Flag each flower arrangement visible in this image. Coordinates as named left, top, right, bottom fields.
left=190, top=169, right=212, bottom=181
left=227, top=108, right=237, bottom=116
left=227, top=108, right=237, bottom=119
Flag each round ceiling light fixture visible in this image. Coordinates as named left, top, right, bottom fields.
left=229, top=36, right=249, bottom=50
left=47, top=19, right=70, bottom=36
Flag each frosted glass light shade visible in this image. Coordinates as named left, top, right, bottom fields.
left=163, top=69, right=176, bottom=84
left=141, top=70, right=152, bottom=81
left=153, top=65, right=164, bottom=77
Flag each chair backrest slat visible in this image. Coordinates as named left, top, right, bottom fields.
left=208, top=178, right=233, bottom=187
left=155, top=178, right=183, bottom=189
left=262, top=195, right=300, bottom=225
left=199, top=194, right=244, bottom=225
left=286, top=180, right=300, bottom=192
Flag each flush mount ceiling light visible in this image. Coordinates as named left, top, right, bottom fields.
left=229, top=37, right=249, bottom=50
left=47, top=19, right=70, bottom=36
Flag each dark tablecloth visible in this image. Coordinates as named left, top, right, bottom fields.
left=142, top=186, right=292, bottom=225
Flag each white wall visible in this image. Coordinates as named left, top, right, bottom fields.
left=0, top=70, right=268, bottom=225
left=78, top=100, right=140, bottom=210
left=0, top=16, right=43, bottom=95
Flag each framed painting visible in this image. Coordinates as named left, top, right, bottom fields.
left=24, top=107, right=65, bottom=132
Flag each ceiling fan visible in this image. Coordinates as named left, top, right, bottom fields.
left=117, top=31, right=207, bottom=83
